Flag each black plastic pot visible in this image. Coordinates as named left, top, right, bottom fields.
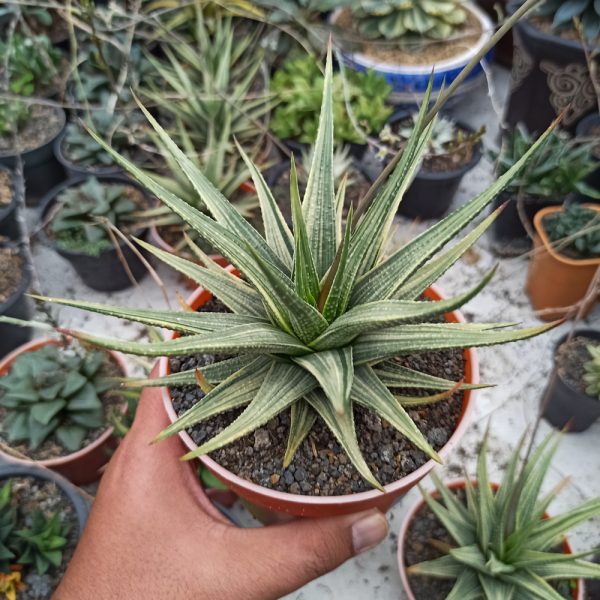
left=476, top=0, right=512, bottom=67
left=0, top=245, right=32, bottom=359
left=0, top=461, right=90, bottom=534
left=504, top=2, right=597, bottom=136
left=489, top=190, right=570, bottom=256
left=53, top=128, right=122, bottom=180
left=0, top=106, right=67, bottom=205
left=0, top=166, right=23, bottom=241
left=39, top=175, right=151, bottom=292
left=542, top=329, right=600, bottom=433
left=283, top=138, right=368, bottom=161
left=576, top=113, right=600, bottom=201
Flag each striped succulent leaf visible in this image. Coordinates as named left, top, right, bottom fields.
left=409, top=433, right=600, bottom=597
left=34, top=48, right=560, bottom=490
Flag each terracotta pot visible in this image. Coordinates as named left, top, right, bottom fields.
left=159, top=272, right=480, bottom=519
left=526, top=204, right=600, bottom=321
left=0, top=338, right=127, bottom=485
left=398, top=480, right=584, bottom=600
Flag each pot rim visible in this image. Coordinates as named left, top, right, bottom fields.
left=37, top=174, right=149, bottom=259
left=159, top=270, right=479, bottom=508
left=0, top=245, right=32, bottom=315
left=331, top=3, right=493, bottom=74
left=397, top=478, right=584, bottom=600
left=0, top=337, right=126, bottom=469
left=534, top=204, right=600, bottom=267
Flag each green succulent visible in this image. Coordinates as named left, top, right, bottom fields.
left=495, top=126, right=600, bottom=200
left=0, top=345, right=113, bottom=452
left=542, top=203, right=600, bottom=259
left=271, top=54, right=392, bottom=144
left=0, top=100, right=31, bottom=138
left=537, top=0, right=600, bottom=42
left=254, top=0, right=354, bottom=22
left=14, top=511, right=69, bottom=576
left=584, top=344, right=600, bottom=399
left=0, top=33, right=61, bottom=96
left=50, top=177, right=144, bottom=256
left=39, top=49, right=560, bottom=490
left=0, top=483, right=16, bottom=574
left=354, top=0, right=469, bottom=41
left=408, top=432, right=600, bottom=598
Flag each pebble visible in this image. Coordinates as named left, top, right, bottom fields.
left=253, top=429, right=271, bottom=451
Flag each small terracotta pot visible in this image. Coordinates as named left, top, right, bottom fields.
left=159, top=271, right=480, bottom=519
left=398, top=480, right=584, bottom=600
left=0, top=338, right=127, bottom=485
left=526, top=205, right=600, bottom=321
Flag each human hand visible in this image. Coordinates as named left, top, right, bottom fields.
left=54, top=367, right=389, bottom=600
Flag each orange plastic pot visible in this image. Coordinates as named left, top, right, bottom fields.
left=0, top=338, right=126, bottom=485
left=526, top=205, right=600, bottom=321
left=398, top=480, right=584, bottom=600
left=159, top=269, right=480, bottom=519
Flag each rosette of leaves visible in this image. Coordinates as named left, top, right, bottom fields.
left=542, top=203, right=600, bottom=259
left=271, top=54, right=392, bottom=144
left=14, top=511, right=69, bottom=576
left=353, top=0, right=468, bottom=41
left=0, top=345, right=113, bottom=452
left=0, top=33, right=61, bottom=96
left=494, top=126, right=600, bottom=200
left=536, top=0, right=600, bottom=42
left=50, top=177, right=142, bottom=256
left=38, top=49, right=561, bottom=490
left=0, top=100, right=30, bottom=138
left=0, top=483, right=16, bottom=574
left=408, top=433, right=600, bottom=598
left=254, top=0, right=354, bottom=22
left=584, top=344, right=600, bottom=399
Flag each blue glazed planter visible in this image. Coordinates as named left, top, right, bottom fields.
left=333, top=3, right=494, bottom=106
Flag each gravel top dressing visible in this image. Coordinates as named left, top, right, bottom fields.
left=171, top=299, right=465, bottom=496
left=0, top=170, right=13, bottom=207
left=0, top=247, right=23, bottom=304
left=3, top=476, right=79, bottom=599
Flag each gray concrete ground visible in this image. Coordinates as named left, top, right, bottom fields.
left=24, top=63, right=600, bottom=599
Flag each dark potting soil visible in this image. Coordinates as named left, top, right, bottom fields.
left=403, top=494, right=574, bottom=600
left=3, top=476, right=79, bottom=599
left=556, top=336, right=600, bottom=397
left=0, top=105, right=63, bottom=155
left=0, top=247, right=23, bottom=303
left=0, top=170, right=13, bottom=207
left=170, top=300, right=465, bottom=496
left=0, top=352, right=124, bottom=461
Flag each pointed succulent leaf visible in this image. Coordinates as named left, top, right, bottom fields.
left=284, top=400, right=317, bottom=468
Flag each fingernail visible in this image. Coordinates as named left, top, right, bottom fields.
left=351, top=510, right=388, bottom=555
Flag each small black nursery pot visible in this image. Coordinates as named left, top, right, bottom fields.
left=38, top=176, right=151, bottom=292
left=543, top=329, right=600, bottom=433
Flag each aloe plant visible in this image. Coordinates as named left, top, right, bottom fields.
left=537, top=0, right=600, bottom=42
left=354, top=0, right=469, bottom=41
left=408, top=432, right=600, bottom=598
left=31, top=46, right=563, bottom=490
left=584, top=344, right=600, bottom=399
left=0, top=345, right=113, bottom=452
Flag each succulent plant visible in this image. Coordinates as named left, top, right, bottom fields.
left=584, top=344, right=600, bottom=399
left=0, top=345, right=113, bottom=452
left=494, top=126, right=600, bottom=200
left=0, top=100, right=31, bottom=138
left=537, top=0, right=600, bottom=42
left=271, top=54, right=392, bottom=144
left=50, top=177, right=143, bottom=256
left=40, top=48, right=561, bottom=490
left=408, top=432, right=600, bottom=598
left=0, top=483, right=16, bottom=574
left=0, top=33, right=61, bottom=96
left=354, top=0, right=469, bottom=41
left=14, top=511, right=69, bottom=576
left=542, top=203, right=600, bottom=259
left=254, top=0, right=353, bottom=22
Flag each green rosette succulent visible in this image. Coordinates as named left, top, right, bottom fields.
left=584, top=344, right=600, bottom=399
left=537, top=0, right=600, bottom=42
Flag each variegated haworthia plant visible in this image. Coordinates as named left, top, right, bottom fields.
left=34, top=49, right=558, bottom=490
left=408, top=432, right=600, bottom=598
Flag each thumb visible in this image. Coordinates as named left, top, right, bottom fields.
left=232, top=509, right=388, bottom=599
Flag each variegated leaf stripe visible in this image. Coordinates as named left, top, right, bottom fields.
left=305, top=390, right=383, bottom=491
left=352, top=366, right=440, bottom=463
left=302, top=47, right=336, bottom=279
left=350, top=122, right=560, bottom=307
left=182, top=362, right=318, bottom=459
left=155, top=357, right=272, bottom=441
left=284, top=400, right=317, bottom=468
left=353, top=321, right=558, bottom=365
left=293, top=347, right=354, bottom=415
left=407, top=554, right=464, bottom=578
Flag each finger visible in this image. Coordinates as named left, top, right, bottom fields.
left=230, top=509, right=388, bottom=599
